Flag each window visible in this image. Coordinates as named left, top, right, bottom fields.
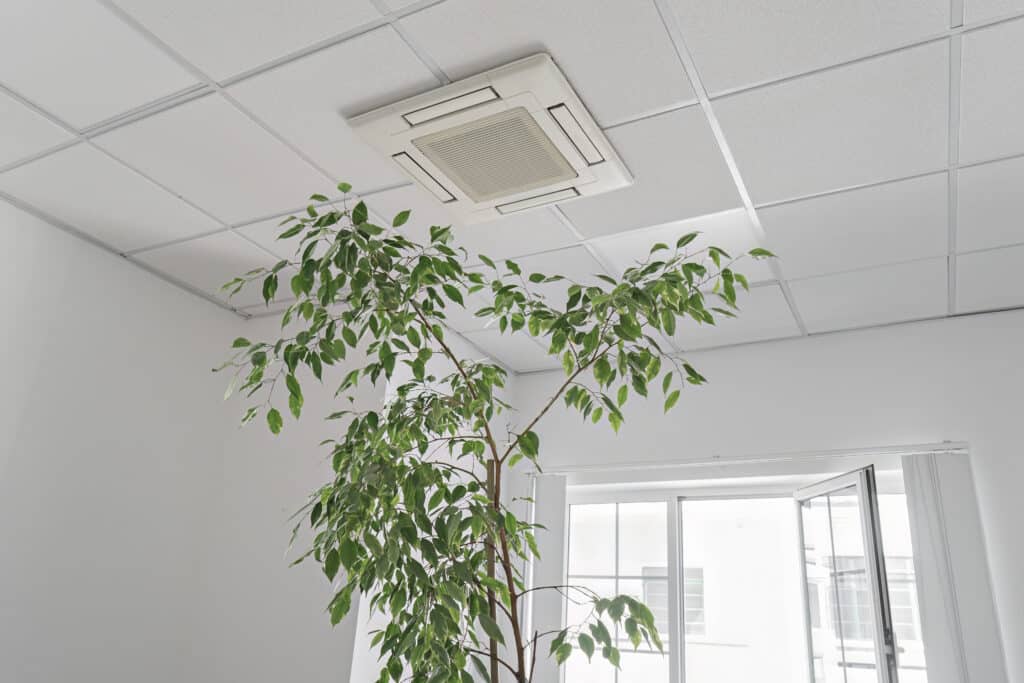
left=681, top=567, right=705, bottom=636
left=561, top=479, right=930, bottom=683
left=825, top=555, right=919, bottom=644
left=565, top=502, right=670, bottom=682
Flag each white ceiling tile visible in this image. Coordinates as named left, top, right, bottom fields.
left=236, top=217, right=303, bottom=261
left=589, top=208, right=775, bottom=284
left=958, top=156, right=1024, bottom=252
left=0, top=144, right=222, bottom=252
left=0, top=90, right=74, bottom=168
left=960, top=18, right=1024, bottom=164
left=397, top=0, right=696, bottom=127
left=504, top=246, right=610, bottom=303
left=367, top=184, right=580, bottom=264
left=956, top=245, right=1024, bottom=312
left=716, top=41, right=949, bottom=205
left=133, top=231, right=282, bottom=308
left=0, top=0, right=198, bottom=129
left=228, top=27, right=440, bottom=190
left=111, top=0, right=381, bottom=81
left=672, top=283, right=800, bottom=350
left=438, top=286, right=496, bottom=334
left=461, top=328, right=558, bottom=373
left=94, top=95, right=331, bottom=224
left=670, top=0, right=949, bottom=95
left=560, top=107, right=741, bottom=238
left=759, top=173, right=949, bottom=280
left=789, top=258, right=948, bottom=333
left=240, top=298, right=296, bottom=316
left=964, top=0, right=1024, bottom=23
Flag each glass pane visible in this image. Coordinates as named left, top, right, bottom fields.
left=618, top=502, right=668, bottom=576
left=802, top=495, right=844, bottom=683
left=564, top=650, right=616, bottom=683
left=618, top=578, right=671, bottom=647
left=681, top=498, right=806, bottom=683
left=618, top=651, right=670, bottom=683
left=564, top=577, right=616, bottom=634
left=568, top=503, right=615, bottom=575
left=802, top=484, right=887, bottom=683
left=878, top=494, right=928, bottom=683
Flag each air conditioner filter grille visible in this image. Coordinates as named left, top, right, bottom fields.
left=412, top=107, right=577, bottom=202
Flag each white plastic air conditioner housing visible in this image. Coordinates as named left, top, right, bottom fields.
left=348, top=54, right=632, bottom=223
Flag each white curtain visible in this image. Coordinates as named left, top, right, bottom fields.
left=902, top=452, right=1008, bottom=683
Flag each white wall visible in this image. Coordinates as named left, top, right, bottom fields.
left=0, top=200, right=236, bottom=683
left=513, top=309, right=1024, bottom=683
left=0, top=200, right=380, bottom=683
left=187, top=315, right=384, bottom=683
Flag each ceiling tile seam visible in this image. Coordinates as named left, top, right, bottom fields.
left=602, top=100, right=704, bottom=132
left=650, top=0, right=808, bottom=337
left=755, top=143, right=1024, bottom=210
left=786, top=253, right=953, bottom=284
left=0, top=71, right=245, bottom=317
left=372, top=3, right=451, bottom=85
left=123, top=226, right=234, bottom=256
left=216, top=89, right=341, bottom=184
left=513, top=303, right=1024, bottom=375
left=704, top=9, right=1024, bottom=103
left=95, top=0, right=341, bottom=190
left=956, top=239, right=1024, bottom=257
left=230, top=226, right=297, bottom=265
left=229, top=180, right=413, bottom=231
left=947, top=36, right=964, bottom=315
left=85, top=138, right=235, bottom=227
left=0, top=78, right=80, bottom=135
left=0, top=139, right=82, bottom=176
left=0, top=187, right=244, bottom=318
left=218, top=0, right=451, bottom=89
left=77, top=83, right=214, bottom=137
left=0, top=76, right=236, bottom=258
left=753, top=168, right=951, bottom=211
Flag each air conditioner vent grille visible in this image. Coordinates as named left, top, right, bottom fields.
left=412, top=107, right=577, bottom=203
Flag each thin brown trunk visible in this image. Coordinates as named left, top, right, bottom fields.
left=493, top=461, right=527, bottom=682
left=486, top=462, right=500, bottom=683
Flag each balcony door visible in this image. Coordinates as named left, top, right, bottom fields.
left=796, top=466, right=899, bottom=683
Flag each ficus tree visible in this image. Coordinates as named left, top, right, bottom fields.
left=216, top=182, right=772, bottom=683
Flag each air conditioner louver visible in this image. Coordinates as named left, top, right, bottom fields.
left=413, top=107, right=577, bottom=202
left=349, top=54, right=631, bottom=223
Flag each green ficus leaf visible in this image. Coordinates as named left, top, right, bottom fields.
left=352, top=201, right=368, bottom=225
left=392, top=210, right=410, bottom=227
left=578, top=633, right=595, bottom=660
left=324, top=548, right=340, bottom=580
left=266, top=408, right=283, bottom=434
left=477, top=614, right=505, bottom=645
left=664, top=389, right=681, bottom=412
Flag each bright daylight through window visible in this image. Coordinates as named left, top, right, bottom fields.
left=563, top=491, right=926, bottom=683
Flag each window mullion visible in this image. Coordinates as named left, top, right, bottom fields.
left=666, top=496, right=683, bottom=683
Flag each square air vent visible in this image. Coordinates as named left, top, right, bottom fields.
left=348, top=54, right=632, bottom=223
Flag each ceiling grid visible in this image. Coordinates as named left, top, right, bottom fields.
left=0, top=0, right=1022, bottom=369
left=651, top=0, right=809, bottom=344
